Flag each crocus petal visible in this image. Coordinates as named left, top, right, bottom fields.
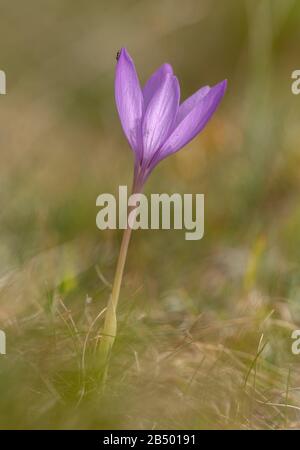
left=175, top=85, right=210, bottom=127
left=115, top=48, right=144, bottom=155
left=154, top=79, right=227, bottom=165
left=143, top=63, right=173, bottom=110
left=142, top=74, right=180, bottom=162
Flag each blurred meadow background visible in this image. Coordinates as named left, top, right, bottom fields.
left=1, top=0, right=300, bottom=429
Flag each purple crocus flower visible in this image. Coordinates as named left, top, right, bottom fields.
left=115, top=48, right=227, bottom=191
left=99, top=50, right=227, bottom=370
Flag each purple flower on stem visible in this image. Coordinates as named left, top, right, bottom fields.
left=115, top=48, right=227, bottom=190
left=99, top=49, right=227, bottom=380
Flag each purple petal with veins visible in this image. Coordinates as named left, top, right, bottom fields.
left=142, top=73, right=180, bottom=162
left=174, top=85, right=210, bottom=127
left=115, top=48, right=144, bottom=158
left=152, top=80, right=227, bottom=167
left=143, top=63, right=173, bottom=110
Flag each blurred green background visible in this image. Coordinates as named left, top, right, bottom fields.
left=1, top=0, right=300, bottom=429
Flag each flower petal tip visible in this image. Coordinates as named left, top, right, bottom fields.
left=162, top=63, right=173, bottom=74
left=219, top=79, right=227, bottom=94
left=116, top=48, right=130, bottom=64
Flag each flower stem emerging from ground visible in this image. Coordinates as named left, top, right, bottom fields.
left=99, top=225, right=132, bottom=374
left=99, top=176, right=142, bottom=384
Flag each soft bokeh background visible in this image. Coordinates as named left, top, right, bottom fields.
left=0, top=0, right=300, bottom=429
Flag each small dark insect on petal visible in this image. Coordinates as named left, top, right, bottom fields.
left=116, top=50, right=121, bottom=61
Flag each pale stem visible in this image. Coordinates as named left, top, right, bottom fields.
left=99, top=175, right=142, bottom=377
left=99, top=225, right=132, bottom=365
